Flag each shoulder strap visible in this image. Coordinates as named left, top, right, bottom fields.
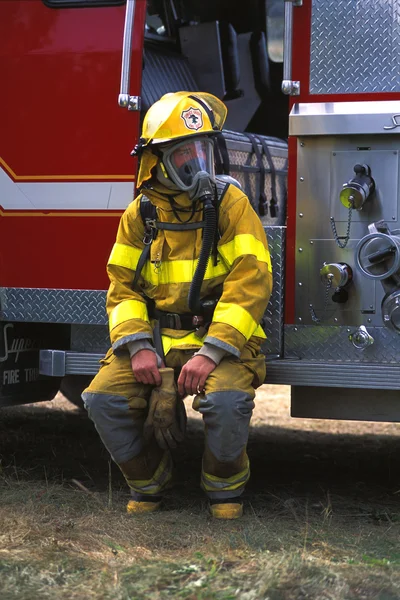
left=215, top=177, right=230, bottom=204
left=132, top=195, right=157, bottom=292
left=140, top=194, right=157, bottom=226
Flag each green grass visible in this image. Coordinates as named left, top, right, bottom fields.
left=1, top=394, right=400, bottom=599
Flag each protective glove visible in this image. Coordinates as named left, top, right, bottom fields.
left=143, top=367, right=187, bottom=450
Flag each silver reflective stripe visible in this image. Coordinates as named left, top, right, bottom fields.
left=128, top=452, right=173, bottom=495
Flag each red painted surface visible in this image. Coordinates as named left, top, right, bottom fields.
left=0, top=213, right=121, bottom=289
left=0, top=0, right=146, bottom=289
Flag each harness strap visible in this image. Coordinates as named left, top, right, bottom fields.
left=156, top=221, right=206, bottom=231
left=131, top=242, right=151, bottom=292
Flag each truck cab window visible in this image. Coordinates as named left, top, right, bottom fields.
left=266, top=0, right=284, bottom=63
left=146, top=0, right=177, bottom=43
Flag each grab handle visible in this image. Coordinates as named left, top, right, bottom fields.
left=118, top=0, right=141, bottom=111
left=281, top=0, right=302, bottom=96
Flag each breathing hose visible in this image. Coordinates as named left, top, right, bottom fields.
left=188, top=194, right=216, bottom=314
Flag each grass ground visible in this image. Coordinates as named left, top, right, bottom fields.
left=0, top=385, right=399, bottom=600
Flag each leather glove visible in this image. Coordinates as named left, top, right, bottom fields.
left=143, top=367, right=187, bottom=450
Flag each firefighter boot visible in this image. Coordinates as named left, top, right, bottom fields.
left=120, top=445, right=173, bottom=514
left=209, top=498, right=243, bottom=520
left=127, top=492, right=163, bottom=514
left=204, top=445, right=247, bottom=520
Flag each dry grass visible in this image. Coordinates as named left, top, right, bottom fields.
left=0, top=385, right=400, bottom=599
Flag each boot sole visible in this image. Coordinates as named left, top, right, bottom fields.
left=210, top=503, right=243, bottom=519
left=127, top=500, right=162, bottom=514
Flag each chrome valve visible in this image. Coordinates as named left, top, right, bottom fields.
left=340, top=164, right=375, bottom=210
left=320, top=263, right=352, bottom=288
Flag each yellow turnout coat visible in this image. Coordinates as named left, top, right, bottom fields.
left=106, top=183, right=273, bottom=358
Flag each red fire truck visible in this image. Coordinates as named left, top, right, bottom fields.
left=2, top=0, right=400, bottom=422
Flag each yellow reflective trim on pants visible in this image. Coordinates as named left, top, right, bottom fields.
left=108, top=243, right=142, bottom=271
left=161, top=331, right=204, bottom=355
left=213, top=301, right=260, bottom=340
left=128, top=452, right=172, bottom=495
left=108, top=243, right=229, bottom=284
left=201, top=464, right=250, bottom=492
left=109, top=300, right=149, bottom=331
left=218, top=234, right=272, bottom=272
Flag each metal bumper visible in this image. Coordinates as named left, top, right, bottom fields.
left=40, top=349, right=400, bottom=391
left=266, top=359, right=400, bottom=390
left=40, top=350, right=104, bottom=377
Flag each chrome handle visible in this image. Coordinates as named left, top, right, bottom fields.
left=281, top=0, right=302, bottom=96
left=118, top=0, right=141, bottom=111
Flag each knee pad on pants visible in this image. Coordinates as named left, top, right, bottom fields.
left=82, top=391, right=145, bottom=464
left=197, top=391, right=254, bottom=462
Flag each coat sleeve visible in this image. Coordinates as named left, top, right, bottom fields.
left=204, top=188, right=273, bottom=357
left=106, top=197, right=154, bottom=353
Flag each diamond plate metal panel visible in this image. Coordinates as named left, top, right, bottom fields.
left=0, top=289, right=107, bottom=325
left=285, top=325, right=400, bottom=363
left=310, top=0, right=400, bottom=94
left=263, top=227, right=285, bottom=357
left=71, top=324, right=110, bottom=352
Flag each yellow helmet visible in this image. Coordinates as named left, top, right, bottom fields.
left=135, top=91, right=227, bottom=187
left=141, top=91, right=227, bottom=146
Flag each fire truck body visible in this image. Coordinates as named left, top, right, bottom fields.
left=2, top=0, right=400, bottom=421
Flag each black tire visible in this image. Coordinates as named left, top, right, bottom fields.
left=59, top=375, right=93, bottom=409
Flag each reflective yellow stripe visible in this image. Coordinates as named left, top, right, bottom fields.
left=108, top=242, right=229, bottom=284
left=254, top=324, right=267, bottom=339
left=108, top=243, right=142, bottom=271
left=128, top=452, right=172, bottom=494
left=161, top=331, right=204, bottom=355
left=213, top=301, right=259, bottom=340
left=108, top=233, right=272, bottom=286
left=109, top=300, right=149, bottom=331
left=219, top=234, right=272, bottom=272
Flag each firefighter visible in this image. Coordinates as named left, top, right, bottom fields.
left=82, top=91, right=272, bottom=519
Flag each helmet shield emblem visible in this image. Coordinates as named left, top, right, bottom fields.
left=181, top=107, right=203, bottom=131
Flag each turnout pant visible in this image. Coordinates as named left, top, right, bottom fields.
left=82, top=340, right=266, bottom=500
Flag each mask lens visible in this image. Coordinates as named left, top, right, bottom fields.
left=168, top=139, right=211, bottom=188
